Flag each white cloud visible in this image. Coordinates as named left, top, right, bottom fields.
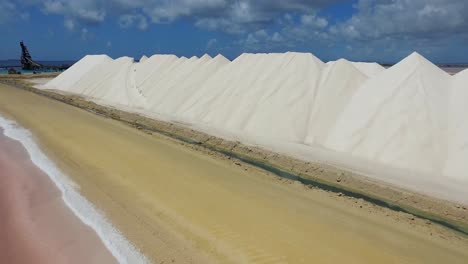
left=81, top=28, right=89, bottom=40
left=41, top=0, right=106, bottom=25
left=301, top=14, right=328, bottom=28
left=3, top=0, right=468, bottom=62
left=331, top=0, right=468, bottom=41
left=119, top=14, right=148, bottom=30
left=206, top=38, right=217, bottom=50
left=271, top=32, right=283, bottom=42
left=0, top=1, right=31, bottom=23
left=75, top=8, right=105, bottom=24
left=42, top=0, right=65, bottom=14
left=11, top=0, right=341, bottom=34
left=239, top=29, right=291, bottom=50
left=64, top=18, right=75, bottom=31
left=195, top=18, right=245, bottom=34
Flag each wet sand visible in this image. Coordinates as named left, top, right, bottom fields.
left=0, top=83, right=468, bottom=263
left=0, top=129, right=117, bottom=264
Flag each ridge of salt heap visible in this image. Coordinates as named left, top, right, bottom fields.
left=197, top=52, right=324, bottom=142
left=325, top=52, right=451, bottom=175
left=177, top=52, right=270, bottom=122
left=445, top=69, right=468, bottom=180
left=138, top=55, right=188, bottom=96
left=73, top=56, right=144, bottom=107
left=213, top=54, right=230, bottom=63
left=200, top=54, right=212, bottom=60
left=351, top=62, right=385, bottom=77
left=154, top=53, right=231, bottom=116
left=306, top=58, right=368, bottom=145
left=135, top=54, right=178, bottom=93
left=146, top=54, right=208, bottom=105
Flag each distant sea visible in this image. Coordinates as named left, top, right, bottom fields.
left=0, top=60, right=76, bottom=74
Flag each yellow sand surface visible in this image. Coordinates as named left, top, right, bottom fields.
left=0, top=83, right=467, bottom=264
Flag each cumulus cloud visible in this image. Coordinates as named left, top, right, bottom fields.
left=300, top=14, right=328, bottom=29
left=187, top=0, right=336, bottom=33
left=2, top=0, right=468, bottom=61
left=119, top=13, right=148, bottom=30
left=42, top=0, right=106, bottom=25
left=0, top=0, right=30, bottom=24
left=81, top=28, right=89, bottom=40
left=331, top=0, right=468, bottom=41
left=16, top=0, right=341, bottom=34
left=206, top=38, right=218, bottom=50
left=0, top=1, right=16, bottom=24
left=64, top=18, right=75, bottom=31
left=271, top=32, right=284, bottom=42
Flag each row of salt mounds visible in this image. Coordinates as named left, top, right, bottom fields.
left=42, top=52, right=468, bottom=203
left=176, top=53, right=383, bottom=144
left=178, top=53, right=325, bottom=143
left=146, top=54, right=230, bottom=116
left=305, top=59, right=371, bottom=145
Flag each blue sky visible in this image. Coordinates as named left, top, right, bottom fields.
left=1, top=0, right=467, bottom=63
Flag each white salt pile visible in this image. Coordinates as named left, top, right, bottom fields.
left=326, top=53, right=450, bottom=177
left=41, top=52, right=468, bottom=203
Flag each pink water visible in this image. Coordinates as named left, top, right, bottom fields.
left=0, top=129, right=116, bottom=264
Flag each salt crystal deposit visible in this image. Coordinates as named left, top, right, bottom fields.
left=41, top=51, right=468, bottom=202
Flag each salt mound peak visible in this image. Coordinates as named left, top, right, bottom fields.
left=324, top=58, right=367, bottom=77
left=394, top=52, right=429, bottom=66
left=115, top=56, right=134, bottom=63
left=83, top=54, right=113, bottom=60
left=332, top=58, right=355, bottom=67
left=325, top=58, right=362, bottom=73
left=139, top=55, right=148, bottom=62
left=200, top=54, right=212, bottom=60
left=213, top=54, right=230, bottom=62
left=393, top=52, right=448, bottom=76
